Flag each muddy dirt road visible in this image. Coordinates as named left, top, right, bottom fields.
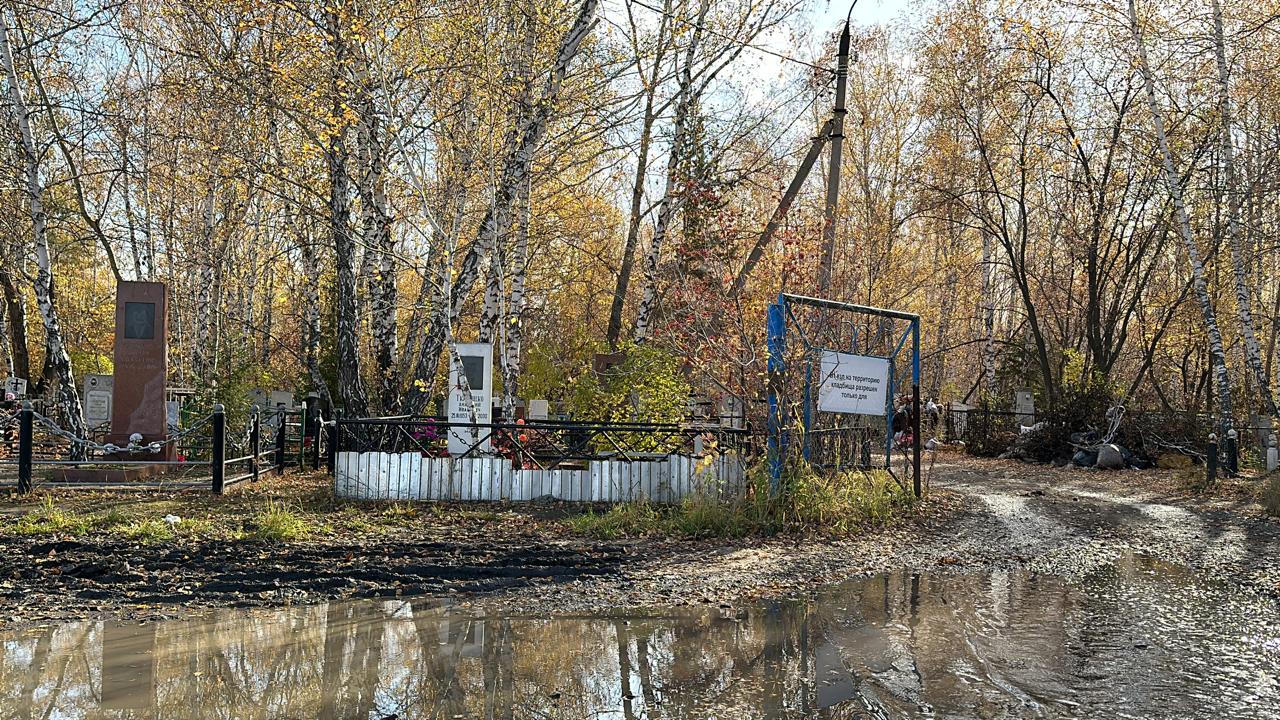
left=0, top=458, right=1276, bottom=626
left=499, top=458, right=1280, bottom=614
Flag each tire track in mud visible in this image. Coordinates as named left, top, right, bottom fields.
left=929, top=462, right=1280, bottom=596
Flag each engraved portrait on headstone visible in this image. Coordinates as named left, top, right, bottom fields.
left=124, top=302, right=156, bottom=339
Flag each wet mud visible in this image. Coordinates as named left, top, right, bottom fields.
left=0, top=458, right=1277, bottom=628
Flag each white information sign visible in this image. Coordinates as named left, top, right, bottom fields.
left=817, top=351, right=889, bottom=416
left=447, top=343, right=493, bottom=455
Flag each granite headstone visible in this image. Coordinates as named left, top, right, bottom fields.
left=107, top=281, right=171, bottom=458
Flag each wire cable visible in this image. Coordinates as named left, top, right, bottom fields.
left=627, top=0, right=834, bottom=74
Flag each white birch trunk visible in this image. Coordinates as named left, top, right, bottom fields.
left=980, top=218, right=997, bottom=392
left=1211, top=0, right=1277, bottom=415
left=355, top=71, right=398, bottom=412
left=501, top=178, right=531, bottom=415
left=192, top=182, right=216, bottom=382
left=1128, top=0, right=1235, bottom=428
left=0, top=298, right=11, bottom=377
left=0, top=14, right=86, bottom=439
left=299, top=217, right=334, bottom=410
left=478, top=240, right=504, bottom=344
left=327, top=9, right=369, bottom=417
left=634, top=0, right=709, bottom=343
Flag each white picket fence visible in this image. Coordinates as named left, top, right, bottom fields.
left=334, top=451, right=747, bottom=503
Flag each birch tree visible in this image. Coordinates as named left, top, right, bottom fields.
left=0, top=9, right=86, bottom=436
left=606, top=0, right=675, bottom=349
left=353, top=59, right=398, bottom=413
left=1127, top=0, right=1234, bottom=429
left=326, top=4, right=369, bottom=417
left=1210, top=0, right=1277, bottom=416
left=633, top=0, right=708, bottom=343
left=408, top=0, right=600, bottom=414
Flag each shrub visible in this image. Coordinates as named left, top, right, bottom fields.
left=567, top=461, right=917, bottom=539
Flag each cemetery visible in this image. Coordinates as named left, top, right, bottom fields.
left=1, top=0, right=1278, bottom=715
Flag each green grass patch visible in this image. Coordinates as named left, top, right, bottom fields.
left=248, top=502, right=313, bottom=541
left=116, top=518, right=175, bottom=544
left=13, top=498, right=94, bottom=536
left=567, top=502, right=667, bottom=539
left=94, top=507, right=134, bottom=531
left=568, top=462, right=918, bottom=539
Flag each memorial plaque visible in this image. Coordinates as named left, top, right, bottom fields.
left=83, top=373, right=114, bottom=425
left=527, top=399, right=550, bottom=421
left=447, top=343, right=493, bottom=455
left=108, top=281, right=171, bottom=458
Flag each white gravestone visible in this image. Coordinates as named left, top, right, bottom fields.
left=448, top=343, right=493, bottom=455
left=2, top=377, right=26, bottom=399
left=527, top=399, right=549, bottom=421
left=949, top=402, right=974, bottom=437
left=817, top=351, right=890, bottom=416
left=1014, top=389, right=1035, bottom=426
left=83, top=374, right=114, bottom=426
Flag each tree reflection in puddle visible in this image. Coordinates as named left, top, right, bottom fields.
left=1, top=553, right=1277, bottom=719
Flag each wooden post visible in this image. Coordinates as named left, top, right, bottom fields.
left=275, top=410, right=286, bottom=476
left=211, top=404, right=226, bottom=494
left=17, top=401, right=33, bottom=494
left=250, top=405, right=261, bottom=483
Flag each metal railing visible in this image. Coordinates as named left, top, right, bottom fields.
left=0, top=399, right=328, bottom=494
left=330, top=416, right=752, bottom=468
left=326, top=416, right=755, bottom=503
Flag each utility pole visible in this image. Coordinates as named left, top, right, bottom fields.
left=817, top=22, right=851, bottom=290
left=732, top=15, right=856, bottom=297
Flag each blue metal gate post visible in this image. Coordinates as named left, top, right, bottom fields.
left=911, top=318, right=922, bottom=497
left=767, top=298, right=786, bottom=493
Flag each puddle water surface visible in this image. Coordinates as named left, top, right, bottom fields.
left=1, top=553, right=1277, bottom=718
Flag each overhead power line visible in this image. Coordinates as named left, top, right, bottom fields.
left=626, top=0, right=833, bottom=74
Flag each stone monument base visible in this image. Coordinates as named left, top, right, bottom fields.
left=50, top=464, right=173, bottom=484
left=104, top=434, right=177, bottom=462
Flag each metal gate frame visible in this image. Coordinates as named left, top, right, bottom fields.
left=766, top=293, right=922, bottom=497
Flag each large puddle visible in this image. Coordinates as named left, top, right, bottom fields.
left=1, top=553, right=1277, bottom=719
